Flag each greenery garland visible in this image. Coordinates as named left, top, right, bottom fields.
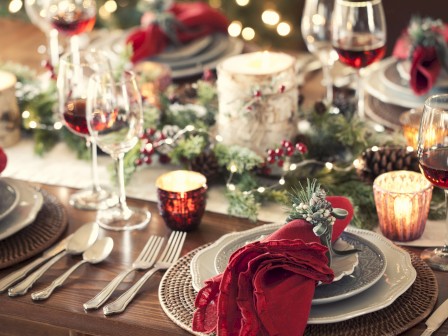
left=3, top=61, right=444, bottom=229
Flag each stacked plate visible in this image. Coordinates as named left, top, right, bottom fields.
left=364, top=57, right=448, bottom=128
left=190, top=224, right=416, bottom=324
left=0, top=178, right=43, bottom=240
left=89, top=30, right=244, bottom=80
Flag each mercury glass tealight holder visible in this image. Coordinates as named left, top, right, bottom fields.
left=373, top=171, right=433, bottom=242
left=399, top=108, right=423, bottom=149
left=156, top=170, right=207, bottom=231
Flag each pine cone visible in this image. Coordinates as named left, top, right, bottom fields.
left=357, top=146, right=420, bottom=183
left=189, top=151, right=222, bottom=184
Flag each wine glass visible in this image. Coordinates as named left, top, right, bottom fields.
left=46, top=0, right=96, bottom=56
left=417, top=94, right=448, bottom=271
left=331, top=0, right=386, bottom=119
left=86, top=71, right=151, bottom=231
left=24, top=0, right=60, bottom=68
left=58, top=50, right=118, bottom=210
left=301, top=0, right=337, bottom=105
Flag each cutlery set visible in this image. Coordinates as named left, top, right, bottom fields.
left=0, top=222, right=186, bottom=316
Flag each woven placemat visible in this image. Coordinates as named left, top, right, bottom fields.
left=0, top=189, right=68, bottom=269
left=365, top=95, right=408, bottom=131
left=159, top=245, right=438, bottom=336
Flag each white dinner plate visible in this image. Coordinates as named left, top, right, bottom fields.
left=190, top=225, right=415, bottom=324
left=0, top=178, right=44, bottom=240
left=0, top=178, right=20, bottom=221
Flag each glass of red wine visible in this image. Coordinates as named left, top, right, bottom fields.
left=331, top=0, right=386, bottom=119
left=58, top=50, right=118, bottom=210
left=86, top=71, right=151, bottom=231
left=417, top=94, right=448, bottom=271
left=46, top=0, right=96, bottom=56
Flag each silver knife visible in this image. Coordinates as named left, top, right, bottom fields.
left=0, top=234, right=73, bottom=292
left=421, top=298, right=448, bottom=336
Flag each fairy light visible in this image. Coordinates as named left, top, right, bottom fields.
left=230, top=164, right=238, bottom=173
left=186, top=124, right=195, bottom=132
left=104, top=0, right=118, bottom=13
left=374, top=124, right=385, bottom=133
left=215, top=134, right=223, bottom=142
left=371, top=146, right=379, bottom=152
left=261, top=10, right=280, bottom=26
left=227, top=183, right=236, bottom=191
left=352, top=158, right=362, bottom=169
left=53, top=121, right=63, bottom=130
left=9, top=0, right=23, bottom=13
left=325, top=162, right=334, bottom=170
left=99, top=5, right=111, bottom=18
left=257, top=187, right=265, bottom=193
left=279, top=177, right=285, bottom=185
left=228, top=21, right=243, bottom=37
left=277, top=22, right=291, bottom=36
left=406, top=146, right=414, bottom=152
left=22, top=110, right=30, bottom=119
left=289, top=163, right=297, bottom=171
left=241, top=27, right=255, bottom=41
left=235, top=0, right=249, bottom=6
left=29, top=121, right=37, bottom=129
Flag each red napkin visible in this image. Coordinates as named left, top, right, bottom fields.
left=126, top=2, right=229, bottom=63
left=192, top=196, right=354, bottom=336
left=0, top=147, right=6, bottom=173
left=393, top=24, right=448, bottom=95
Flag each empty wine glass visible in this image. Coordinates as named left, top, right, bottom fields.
left=331, top=0, right=386, bottom=119
left=25, top=0, right=60, bottom=67
left=58, top=50, right=118, bottom=210
left=301, top=0, right=337, bottom=105
left=417, top=94, right=448, bottom=271
left=86, top=71, right=151, bottom=231
left=46, top=0, right=96, bottom=56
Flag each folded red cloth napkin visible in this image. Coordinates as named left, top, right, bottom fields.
left=0, top=147, right=6, bottom=173
left=393, top=24, right=448, bottom=95
left=192, top=196, right=354, bottom=336
left=126, top=2, right=229, bottom=63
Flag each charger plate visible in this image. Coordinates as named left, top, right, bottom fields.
left=0, top=188, right=68, bottom=269
left=159, top=245, right=436, bottom=336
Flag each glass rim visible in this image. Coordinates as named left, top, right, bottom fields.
left=156, top=170, right=207, bottom=193
left=424, top=93, right=448, bottom=109
left=372, top=170, right=433, bottom=194
left=335, top=0, right=382, bottom=7
left=59, top=49, right=110, bottom=67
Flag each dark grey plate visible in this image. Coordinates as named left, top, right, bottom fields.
left=0, top=179, right=19, bottom=221
left=313, top=231, right=387, bottom=304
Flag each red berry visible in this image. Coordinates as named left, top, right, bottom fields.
left=0, top=147, right=7, bottom=173
left=135, top=158, right=143, bottom=166
left=275, top=148, right=283, bottom=156
left=254, top=90, right=262, bottom=98
left=262, top=167, right=272, bottom=175
left=282, top=140, right=292, bottom=148
left=277, top=159, right=284, bottom=167
left=296, top=143, right=308, bottom=154
left=267, top=148, right=275, bottom=156
left=279, top=85, right=286, bottom=93
left=144, top=156, right=153, bottom=164
left=159, top=154, right=171, bottom=164
left=267, top=155, right=276, bottom=164
left=286, top=146, right=294, bottom=156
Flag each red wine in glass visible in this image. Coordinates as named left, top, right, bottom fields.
left=63, top=98, right=89, bottom=136
left=419, top=147, right=448, bottom=189
left=334, top=34, right=385, bottom=69
left=51, top=10, right=95, bottom=36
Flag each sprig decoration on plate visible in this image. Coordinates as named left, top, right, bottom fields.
left=286, top=179, right=359, bottom=265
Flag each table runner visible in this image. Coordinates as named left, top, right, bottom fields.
left=159, top=244, right=437, bottom=336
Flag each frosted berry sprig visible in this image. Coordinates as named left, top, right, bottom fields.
left=134, top=128, right=171, bottom=167
left=265, top=140, right=308, bottom=168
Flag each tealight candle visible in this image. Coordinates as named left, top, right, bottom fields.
left=156, top=170, right=207, bottom=231
left=216, top=51, right=298, bottom=155
left=0, top=70, right=20, bottom=147
left=373, top=171, right=433, bottom=242
left=399, top=108, right=422, bottom=149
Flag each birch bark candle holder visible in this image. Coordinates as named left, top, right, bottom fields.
left=0, top=70, right=20, bottom=148
left=216, top=51, right=298, bottom=155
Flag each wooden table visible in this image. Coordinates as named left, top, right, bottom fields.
left=0, top=18, right=447, bottom=336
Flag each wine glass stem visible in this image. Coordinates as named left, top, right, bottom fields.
left=356, top=69, right=365, bottom=120
left=48, top=29, right=59, bottom=67
left=322, top=63, right=333, bottom=104
left=115, top=153, right=131, bottom=215
left=443, top=190, right=448, bottom=252
left=89, top=138, right=101, bottom=193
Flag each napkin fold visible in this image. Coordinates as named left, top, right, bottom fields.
left=126, top=2, right=229, bottom=63
left=192, top=196, right=354, bottom=336
left=0, top=147, right=6, bottom=173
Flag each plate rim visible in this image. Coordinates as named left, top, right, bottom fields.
left=0, top=178, right=20, bottom=221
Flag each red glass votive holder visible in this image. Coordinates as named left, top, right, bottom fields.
left=156, top=170, right=207, bottom=231
left=373, top=171, right=433, bottom=242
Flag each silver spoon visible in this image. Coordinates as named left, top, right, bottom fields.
left=31, top=237, right=114, bottom=301
left=8, top=222, right=99, bottom=296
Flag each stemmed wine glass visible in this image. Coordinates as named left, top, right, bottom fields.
left=301, top=0, right=337, bottom=105
left=331, top=0, right=386, bottom=119
left=417, top=94, right=448, bottom=271
left=25, top=0, right=60, bottom=68
left=46, top=0, right=96, bottom=56
left=86, top=71, right=151, bottom=231
left=58, top=50, right=118, bottom=210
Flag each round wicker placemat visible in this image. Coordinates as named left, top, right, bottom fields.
left=159, top=245, right=438, bottom=336
left=0, top=189, right=68, bottom=269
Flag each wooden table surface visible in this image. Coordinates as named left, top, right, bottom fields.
left=0, top=17, right=447, bottom=336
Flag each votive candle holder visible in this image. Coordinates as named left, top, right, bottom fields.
left=156, top=170, right=207, bottom=231
left=399, top=108, right=423, bottom=149
left=373, top=170, right=433, bottom=242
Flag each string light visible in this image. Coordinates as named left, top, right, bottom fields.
left=241, top=27, right=255, bottom=41
left=235, top=0, right=250, bottom=6
left=8, top=0, right=23, bottom=13
left=276, top=22, right=291, bottom=36
left=261, top=10, right=280, bottom=26
left=228, top=21, right=243, bottom=37
left=104, top=0, right=118, bottom=13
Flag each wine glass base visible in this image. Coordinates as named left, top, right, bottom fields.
left=420, top=247, right=448, bottom=271
left=96, top=206, right=151, bottom=231
left=69, top=187, right=118, bottom=211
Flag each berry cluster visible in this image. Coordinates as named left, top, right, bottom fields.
left=134, top=128, right=171, bottom=167
left=265, top=140, right=308, bottom=168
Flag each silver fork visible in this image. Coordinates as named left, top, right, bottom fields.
left=83, top=235, right=164, bottom=310
left=103, top=231, right=187, bottom=316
